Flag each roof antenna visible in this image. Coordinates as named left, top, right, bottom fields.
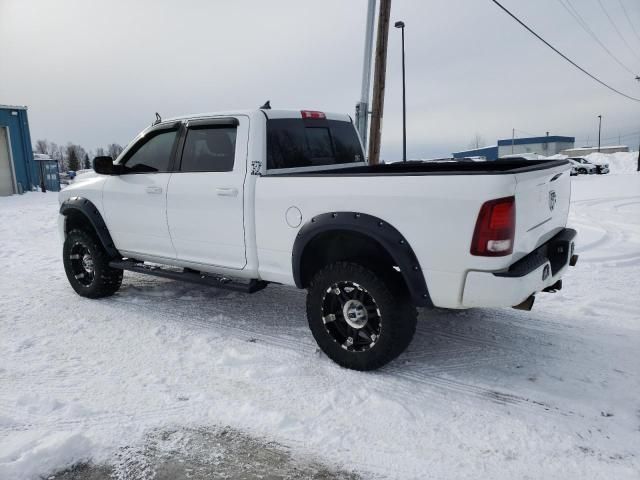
left=153, top=112, right=162, bottom=125
left=260, top=100, right=271, bottom=110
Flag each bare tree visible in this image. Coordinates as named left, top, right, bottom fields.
left=49, top=142, right=64, bottom=171
left=107, top=143, right=123, bottom=160
left=34, top=139, right=51, bottom=155
left=96, top=147, right=106, bottom=157
left=468, top=134, right=487, bottom=150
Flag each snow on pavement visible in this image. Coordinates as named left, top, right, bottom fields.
left=0, top=171, right=639, bottom=479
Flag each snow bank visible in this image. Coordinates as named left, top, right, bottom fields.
left=546, top=151, right=638, bottom=174
left=0, top=430, right=93, bottom=479
left=585, top=152, right=639, bottom=174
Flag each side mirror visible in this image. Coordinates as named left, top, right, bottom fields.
left=93, top=156, right=119, bottom=175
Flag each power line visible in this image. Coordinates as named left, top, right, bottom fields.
left=555, top=0, right=637, bottom=76
left=602, top=131, right=640, bottom=141
left=576, top=131, right=640, bottom=144
left=597, top=0, right=640, bottom=62
left=617, top=0, right=640, bottom=46
left=489, top=0, right=640, bottom=103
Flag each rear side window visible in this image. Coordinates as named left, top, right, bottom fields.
left=180, top=127, right=237, bottom=172
left=267, top=119, right=363, bottom=170
left=121, top=129, right=177, bottom=173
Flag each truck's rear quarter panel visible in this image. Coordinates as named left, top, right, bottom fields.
left=255, top=173, right=519, bottom=308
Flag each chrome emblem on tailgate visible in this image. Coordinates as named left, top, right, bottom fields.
left=549, top=190, right=557, bottom=211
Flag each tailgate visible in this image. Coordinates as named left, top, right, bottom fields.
left=513, top=162, right=571, bottom=259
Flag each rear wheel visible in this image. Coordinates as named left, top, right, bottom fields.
left=306, top=262, right=417, bottom=371
left=63, top=229, right=123, bottom=298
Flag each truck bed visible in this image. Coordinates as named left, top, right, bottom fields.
left=266, top=159, right=569, bottom=176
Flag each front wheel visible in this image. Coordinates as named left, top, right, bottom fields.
left=306, top=262, right=417, bottom=371
left=63, top=229, right=123, bottom=298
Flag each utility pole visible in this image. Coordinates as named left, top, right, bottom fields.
left=355, top=0, right=376, bottom=151
left=511, top=128, right=515, bottom=154
left=368, top=0, right=392, bottom=165
left=597, top=115, right=602, bottom=152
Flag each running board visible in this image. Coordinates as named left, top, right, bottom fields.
left=109, top=259, right=268, bottom=294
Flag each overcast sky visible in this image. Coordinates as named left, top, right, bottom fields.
left=1, top=0, right=639, bottom=160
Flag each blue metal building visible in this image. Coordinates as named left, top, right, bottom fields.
left=33, top=154, right=61, bottom=192
left=453, top=135, right=575, bottom=161
left=452, top=145, right=499, bottom=161
left=0, top=104, right=36, bottom=195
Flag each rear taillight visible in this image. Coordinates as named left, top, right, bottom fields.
left=301, top=110, right=326, bottom=119
left=470, top=196, right=516, bottom=256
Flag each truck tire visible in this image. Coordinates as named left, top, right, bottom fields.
left=63, top=229, right=123, bottom=298
left=306, top=261, right=417, bottom=371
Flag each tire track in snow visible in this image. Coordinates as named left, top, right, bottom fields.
left=104, top=281, right=593, bottom=422
left=570, top=195, right=640, bottom=266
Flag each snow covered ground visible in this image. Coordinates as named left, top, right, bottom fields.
left=0, top=165, right=639, bottom=479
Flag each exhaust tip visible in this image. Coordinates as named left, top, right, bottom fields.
left=513, top=295, right=535, bottom=311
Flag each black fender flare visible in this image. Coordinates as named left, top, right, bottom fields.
left=292, top=212, right=432, bottom=307
left=59, top=197, right=120, bottom=259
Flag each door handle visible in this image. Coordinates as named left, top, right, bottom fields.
left=216, top=187, right=238, bottom=197
left=145, top=186, right=163, bottom=194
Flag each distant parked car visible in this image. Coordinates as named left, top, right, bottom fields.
left=567, top=159, right=596, bottom=175
left=569, top=157, right=609, bottom=175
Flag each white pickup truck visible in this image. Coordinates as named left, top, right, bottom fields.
left=58, top=108, right=578, bottom=370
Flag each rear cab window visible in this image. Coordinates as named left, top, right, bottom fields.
left=266, top=117, right=364, bottom=172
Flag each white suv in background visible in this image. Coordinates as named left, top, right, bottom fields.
left=568, top=158, right=597, bottom=175
left=569, top=157, right=609, bottom=175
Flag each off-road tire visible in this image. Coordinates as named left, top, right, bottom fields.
left=306, top=261, right=417, bottom=371
left=63, top=229, right=123, bottom=298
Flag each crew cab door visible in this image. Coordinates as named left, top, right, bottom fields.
left=102, top=125, right=180, bottom=259
left=166, top=116, right=247, bottom=269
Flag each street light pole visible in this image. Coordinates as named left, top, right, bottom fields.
left=597, top=115, right=602, bottom=152
left=394, top=20, right=406, bottom=162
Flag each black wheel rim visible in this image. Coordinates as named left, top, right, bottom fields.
left=68, top=242, right=95, bottom=287
left=321, top=281, right=382, bottom=352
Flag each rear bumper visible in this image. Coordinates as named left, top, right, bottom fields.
left=462, top=228, right=577, bottom=308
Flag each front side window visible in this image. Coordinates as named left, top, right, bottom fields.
left=121, top=129, right=177, bottom=173
left=180, top=126, right=237, bottom=172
